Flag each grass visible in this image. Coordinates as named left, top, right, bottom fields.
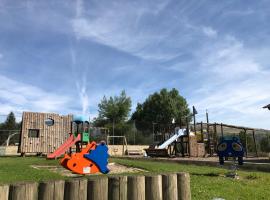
left=0, top=156, right=64, bottom=184
left=111, top=158, right=270, bottom=200
left=0, top=156, right=270, bottom=199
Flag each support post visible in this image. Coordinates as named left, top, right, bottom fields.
left=39, top=180, right=65, bottom=200
left=0, top=184, right=9, bottom=200
left=88, top=177, right=108, bottom=200
left=9, top=182, right=38, bottom=200
left=252, top=130, right=258, bottom=157
left=200, top=121, right=203, bottom=142
left=244, top=129, right=248, bottom=157
left=145, top=175, right=162, bottom=200
left=177, top=173, right=191, bottom=200
left=64, top=178, right=87, bottom=200
left=221, top=123, right=224, bottom=138
left=108, top=176, right=127, bottom=200
left=162, top=174, right=177, bottom=200
left=206, top=110, right=211, bottom=155
left=127, top=176, right=145, bottom=200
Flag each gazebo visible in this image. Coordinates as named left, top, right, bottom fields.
left=263, top=104, right=270, bottom=110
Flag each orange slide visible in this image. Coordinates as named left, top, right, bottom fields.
left=47, top=134, right=81, bottom=159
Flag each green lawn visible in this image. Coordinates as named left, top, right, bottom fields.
left=112, top=158, right=270, bottom=200
left=0, top=157, right=64, bottom=183
left=0, top=156, right=270, bottom=200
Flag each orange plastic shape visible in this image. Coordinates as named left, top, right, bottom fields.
left=60, top=141, right=100, bottom=175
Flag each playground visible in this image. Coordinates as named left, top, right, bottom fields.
left=0, top=111, right=270, bottom=200
left=0, top=156, right=270, bottom=200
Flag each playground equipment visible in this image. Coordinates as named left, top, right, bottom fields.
left=217, top=136, right=244, bottom=165
left=145, top=128, right=188, bottom=157
left=48, top=115, right=109, bottom=175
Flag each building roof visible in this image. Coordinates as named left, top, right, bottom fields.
left=263, top=104, right=270, bottom=110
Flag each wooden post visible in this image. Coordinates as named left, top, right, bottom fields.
left=108, top=176, right=127, bottom=200
left=252, top=130, right=258, bottom=157
left=177, top=173, right=191, bottom=200
left=186, top=117, right=190, bottom=157
left=88, top=177, right=108, bottom=200
left=145, top=175, right=162, bottom=200
left=214, top=123, right=217, bottom=152
left=39, top=180, right=65, bottom=200
left=9, top=182, right=38, bottom=200
left=221, top=123, right=224, bottom=138
left=127, top=176, right=145, bottom=200
left=200, top=121, right=203, bottom=142
left=64, top=178, right=87, bottom=200
left=206, top=111, right=210, bottom=155
left=244, top=129, right=248, bottom=157
left=162, top=174, right=177, bottom=200
left=0, top=184, right=9, bottom=200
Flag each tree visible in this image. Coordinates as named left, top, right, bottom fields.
left=131, top=88, right=191, bottom=131
left=95, top=90, right=132, bottom=137
left=1, top=112, right=17, bottom=130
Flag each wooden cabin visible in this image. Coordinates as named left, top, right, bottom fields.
left=19, top=112, right=72, bottom=155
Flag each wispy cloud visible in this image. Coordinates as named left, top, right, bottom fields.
left=0, top=75, right=72, bottom=115
left=189, top=35, right=270, bottom=128
left=202, top=26, right=217, bottom=38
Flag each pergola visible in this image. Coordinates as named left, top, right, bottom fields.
left=263, top=104, right=270, bottom=110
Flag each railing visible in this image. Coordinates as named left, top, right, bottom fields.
left=0, top=172, right=191, bottom=200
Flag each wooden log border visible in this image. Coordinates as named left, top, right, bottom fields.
left=0, top=173, right=191, bottom=200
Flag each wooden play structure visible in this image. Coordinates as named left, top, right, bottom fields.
left=145, top=115, right=259, bottom=158
left=19, top=112, right=72, bottom=156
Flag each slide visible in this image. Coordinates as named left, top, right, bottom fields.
left=158, top=129, right=186, bottom=149
left=47, top=134, right=81, bottom=159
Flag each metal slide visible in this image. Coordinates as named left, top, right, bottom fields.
left=47, top=134, right=81, bottom=159
left=157, top=129, right=186, bottom=149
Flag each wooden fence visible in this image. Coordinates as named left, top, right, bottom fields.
left=0, top=173, right=191, bottom=200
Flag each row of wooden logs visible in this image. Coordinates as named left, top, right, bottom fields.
left=0, top=172, right=191, bottom=200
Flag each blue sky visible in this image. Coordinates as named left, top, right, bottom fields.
left=0, top=0, right=270, bottom=129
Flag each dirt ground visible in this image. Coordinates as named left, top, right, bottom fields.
left=31, top=162, right=146, bottom=177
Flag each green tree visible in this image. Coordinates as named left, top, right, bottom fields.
left=1, top=112, right=17, bottom=130
left=131, top=88, right=191, bottom=131
left=95, top=90, right=132, bottom=137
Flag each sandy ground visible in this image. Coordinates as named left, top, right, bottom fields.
left=31, top=162, right=146, bottom=177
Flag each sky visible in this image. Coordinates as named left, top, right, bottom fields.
left=0, top=0, right=270, bottom=129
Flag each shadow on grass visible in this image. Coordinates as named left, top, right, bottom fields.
left=191, top=172, right=220, bottom=177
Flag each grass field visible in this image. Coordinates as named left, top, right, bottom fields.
left=0, top=157, right=269, bottom=200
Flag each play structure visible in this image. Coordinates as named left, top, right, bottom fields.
left=217, top=136, right=244, bottom=165
left=145, top=128, right=190, bottom=157
left=19, top=112, right=73, bottom=156
left=47, top=115, right=109, bottom=175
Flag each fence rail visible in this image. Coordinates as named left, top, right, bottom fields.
left=0, top=173, right=191, bottom=200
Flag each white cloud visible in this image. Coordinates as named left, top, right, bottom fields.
left=202, top=26, right=217, bottom=37
left=70, top=0, right=184, bottom=61
left=0, top=53, right=3, bottom=59
left=199, top=36, right=260, bottom=78
left=189, top=35, right=270, bottom=129
left=0, top=75, right=72, bottom=115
